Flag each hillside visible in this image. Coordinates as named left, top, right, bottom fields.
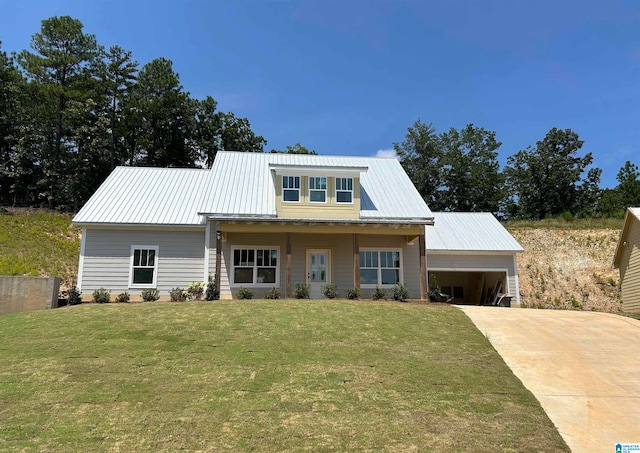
left=0, top=209, right=625, bottom=311
left=508, top=221, right=623, bottom=312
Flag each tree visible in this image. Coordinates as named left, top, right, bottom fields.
left=17, top=16, right=101, bottom=208
left=616, top=161, right=640, bottom=208
left=270, top=143, right=317, bottom=154
left=439, top=124, right=505, bottom=212
left=216, top=111, right=266, bottom=154
left=504, top=128, right=600, bottom=219
left=394, top=119, right=444, bottom=209
left=103, top=45, right=138, bottom=170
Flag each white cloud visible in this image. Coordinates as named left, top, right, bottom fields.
left=375, top=148, right=397, bottom=159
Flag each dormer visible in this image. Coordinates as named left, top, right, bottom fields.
left=269, top=164, right=368, bottom=220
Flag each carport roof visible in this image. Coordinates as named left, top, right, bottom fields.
left=427, top=212, right=524, bottom=253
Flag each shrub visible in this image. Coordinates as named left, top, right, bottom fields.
left=141, top=288, right=160, bottom=302
left=428, top=274, right=441, bottom=302
left=115, top=292, right=130, bottom=303
left=345, top=287, right=360, bottom=300
left=237, top=287, right=255, bottom=300
left=188, top=281, right=205, bottom=300
left=92, top=287, right=111, bottom=304
left=321, top=283, right=338, bottom=299
left=205, top=275, right=220, bottom=301
left=393, top=282, right=410, bottom=302
left=371, top=286, right=386, bottom=301
left=264, top=287, right=281, bottom=299
left=170, top=287, right=188, bottom=302
left=67, top=286, right=82, bottom=305
left=294, top=282, right=310, bottom=299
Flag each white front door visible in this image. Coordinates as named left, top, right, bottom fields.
left=306, top=249, right=330, bottom=298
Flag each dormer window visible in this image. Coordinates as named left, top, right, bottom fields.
left=336, top=177, right=353, bottom=203
left=309, top=177, right=327, bottom=203
left=283, top=176, right=300, bottom=202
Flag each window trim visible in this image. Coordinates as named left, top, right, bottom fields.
left=282, top=176, right=300, bottom=203
left=309, top=176, right=327, bottom=204
left=129, top=245, right=159, bottom=288
left=335, top=177, right=354, bottom=204
left=359, top=248, right=403, bottom=287
left=231, top=246, right=280, bottom=287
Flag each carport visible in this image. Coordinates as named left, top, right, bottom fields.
left=426, top=212, right=523, bottom=306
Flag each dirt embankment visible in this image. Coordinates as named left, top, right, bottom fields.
left=510, top=228, right=622, bottom=312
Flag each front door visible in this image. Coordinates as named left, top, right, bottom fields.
left=306, top=249, right=330, bottom=298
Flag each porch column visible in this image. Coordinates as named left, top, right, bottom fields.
left=419, top=234, right=427, bottom=300
left=286, top=232, right=292, bottom=298
left=215, top=230, right=222, bottom=292
left=353, top=233, right=360, bottom=289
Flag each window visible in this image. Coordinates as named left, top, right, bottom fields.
left=335, top=177, right=353, bottom=203
left=233, top=247, right=278, bottom=285
left=309, top=176, right=327, bottom=203
left=359, top=249, right=401, bottom=286
left=129, top=246, right=158, bottom=287
left=282, top=176, right=300, bottom=202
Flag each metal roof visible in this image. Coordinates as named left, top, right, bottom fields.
left=73, top=151, right=433, bottom=226
left=613, top=207, right=640, bottom=268
left=426, top=212, right=524, bottom=252
left=73, top=167, right=210, bottom=225
left=198, top=151, right=433, bottom=222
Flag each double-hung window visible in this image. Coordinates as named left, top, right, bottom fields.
left=282, top=176, right=300, bottom=202
left=309, top=176, right=327, bottom=203
left=335, top=177, right=353, bottom=203
left=359, top=249, right=401, bottom=286
left=129, top=245, right=159, bottom=287
left=233, top=247, right=279, bottom=285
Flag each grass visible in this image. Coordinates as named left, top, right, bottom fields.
left=0, top=300, right=568, bottom=452
left=504, top=216, right=624, bottom=230
left=0, top=208, right=80, bottom=282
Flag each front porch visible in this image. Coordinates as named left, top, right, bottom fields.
left=206, top=221, right=427, bottom=300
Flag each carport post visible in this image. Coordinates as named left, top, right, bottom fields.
left=419, top=234, right=427, bottom=300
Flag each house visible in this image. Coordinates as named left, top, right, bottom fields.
left=72, top=151, right=523, bottom=303
left=427, top=212, right=523, bottom=305
left=613, top=207, right=640, bottom=312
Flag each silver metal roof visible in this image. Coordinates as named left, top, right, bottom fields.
left=199, top=151, right=433, bottom=222
left=426, top=212, right=523, bottom=252
left=73, top=167, right=210, bottom=225
left=73, top=151, right=433, bottom=226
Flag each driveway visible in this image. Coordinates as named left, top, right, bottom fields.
left=459, top=306, right=640, bottom=453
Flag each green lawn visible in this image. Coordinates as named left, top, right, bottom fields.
left=0, top=301, right=568, bottom=452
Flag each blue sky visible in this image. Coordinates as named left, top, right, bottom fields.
left=1, top=0, right=639, bottom=188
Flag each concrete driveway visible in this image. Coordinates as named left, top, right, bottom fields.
left=459, top=306, right=640, bottom=453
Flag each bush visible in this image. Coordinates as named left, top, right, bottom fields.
left=115, top=292, right=130, bottom=303
left=321, top=283, right=338, bottom=299
left=141, top=288, right=160, bottom=302
left=188, top=281, right=205, bottom=300
left=294, top=282, right=310, bottom=299
left=170, top=287, right=188, bottom=302
left=393, top=282, right=410, bottom=302
left=264, top=287, right=281, bottom=299
left=237, top=287, right=255, bottom=300
left=345, top=287, right=360, bottom=300
left=205, top=275, right=219, bottom=301
left=371, top=286, right=386, bottom=301
left=92, top=287, right=110, bottom=304
left=67, top=286, right=82, bottom=305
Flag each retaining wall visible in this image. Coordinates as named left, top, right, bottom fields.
left=0, top=276, right=61, bottom=315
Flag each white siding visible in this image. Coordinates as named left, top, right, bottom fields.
left=81, top=228, right=205, bottom=297
left=427, top=253, right=520, bottom=305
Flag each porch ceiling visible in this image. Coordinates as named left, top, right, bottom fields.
left=215, top=220, right=425, bottom=236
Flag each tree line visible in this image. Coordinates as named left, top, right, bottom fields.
left=1, top=16, right=638, bottom=218
left=394, top=120, right=639, bottom=219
